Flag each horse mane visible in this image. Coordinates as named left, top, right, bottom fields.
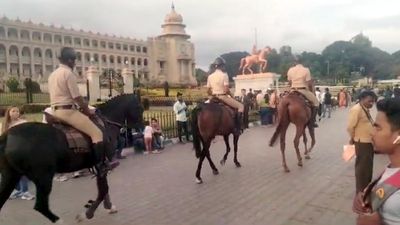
left=97, top=93, right=139, bottom=112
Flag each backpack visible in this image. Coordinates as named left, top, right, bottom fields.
left=324, top=92, right=332, bottom=105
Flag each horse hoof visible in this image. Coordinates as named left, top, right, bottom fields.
left=235, top=162, right=242, bottom=167
left=195, top=178, right=203, bottom=184
left=305, top=155, right=311, bottom=160
left=55, top=219, right=64, bottom=224
left=284, top=168, right=290, bottom=173
left=107, top=205, right=118, bottom=214
left=213, top=170, right=219, bottom=175
left=220, top=159, right=225, bottom=166
left=86, top=210, right=94, bottom=219
left=75, top=213, right=86, bottom=223
left=298, top=162, right=303, bottom=167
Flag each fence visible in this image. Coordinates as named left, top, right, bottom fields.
left=142, top=110, right=259, bottom=139
left=0, top=92, right=50, bottom=105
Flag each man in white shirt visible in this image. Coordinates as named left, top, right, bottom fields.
left=315, top=87, right=322, bottom=121
left=173, top=92, right=190, bottom=143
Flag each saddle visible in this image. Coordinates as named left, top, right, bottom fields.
left=208, top=97, right=237, bottom=116
left=289, top=91, right=312, bottom=108
left=44, top=112, right=105, bottom=153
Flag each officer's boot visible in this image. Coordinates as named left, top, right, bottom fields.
left=235, top=112, right=243, bottom=134
left=104, top=141, right=120, bottom=168
left=93, top=142, right=119, bottom=177
left=311, top=107, right=319, bottom=128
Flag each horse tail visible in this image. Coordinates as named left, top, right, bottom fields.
left=191, top=106, right=202, bottom=158
left=269, top=101, right=289, bottom=147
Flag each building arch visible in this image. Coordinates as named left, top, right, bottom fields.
left=84, top=52, right=91, bottom=63
left=130, top=57, right=135, bottom=65
left=7, top=27, right=18, bottom=39
left=117, top=56, right=121, bottom=64
left=45, top=49, right=53, bottom=59
left=137, top=58, right=142, bottom=66
left=109, top=55, right=115, bottom=64
left=76, top=52, right=82, bottom=62
left=101, top=54, right=107, bottom=63
left=9, top=45, right=19, bottom=56
left=0, top=26, right=5, bottom=38
left=143, top=58, right=148, bottom=66
left=43, top=33, right=52, bottom=43
left=32, top=31, right=41, bottom=41
left=93, top=53, right=99, bottom=63
left=142, top=46, right=147, bottom=53
left=21, top=46, right=31, bottom=57
left=20, top=30, right=30, bottom=40
left=123, top=57, right=129, bottom=65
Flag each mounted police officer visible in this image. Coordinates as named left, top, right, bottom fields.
left=48, top=47, right=118, bottom=176
left=206, top=57, right=245, bottom=133
left=287, top=57, right=320, bottom=127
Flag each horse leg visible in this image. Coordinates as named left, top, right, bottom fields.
left=294, top=125, right=304, bottom=167
left=220, top=135, right=231, bottom=165
left=233, top=134, right=241, bottom=167
left=0, top=168, right=21, bottom=210
left=205, top=144, right=219, bottom=175
left=308, top=125, right=316, bottom=153
left=280, top=123, right=290, bottom=172
left=103, top=194, right=118, bottom=214
left=82, top=175, right=109, bottom=220
left=195, top=140, right=208, bottom=184
left=33, top=173, right=60, bottom=223
left=303, top=131, right=311, bottom=160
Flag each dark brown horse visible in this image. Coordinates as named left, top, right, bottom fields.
left=191, top=100, right=245, bottom=184
left=269, top=92, right=316, bottom=172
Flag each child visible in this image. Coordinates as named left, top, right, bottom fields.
left=2, top=106, right=35, bottom=200
left=143, top=121, right=160, bottom=154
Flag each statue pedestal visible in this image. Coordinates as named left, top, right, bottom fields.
left=233, top=73, right=281, bottom=96
left=86, top=66, right=100, bottom=103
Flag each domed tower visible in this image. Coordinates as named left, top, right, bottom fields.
left=147, top=4, right=197, bottom=86
left=159, top=4, right=190, bottom=39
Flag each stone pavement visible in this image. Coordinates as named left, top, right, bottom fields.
left=0, top=107, right=388, bottom=225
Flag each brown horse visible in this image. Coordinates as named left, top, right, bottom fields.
left=269, top=92, right=316, bottom=172
left=191, top=100, right=245, bottom=184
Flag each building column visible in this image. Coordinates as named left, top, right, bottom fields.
left=122, top=67, right=134, bottom=94
left=18, top=47, right=22, bottom=77
left=30, top=48, right=34, bottom=78
left=5, top=44, right=10, bottom=75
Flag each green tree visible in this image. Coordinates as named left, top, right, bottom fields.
left=6, top=77, right=19, bottom=92
left=195, top=68, right=207, bottom=85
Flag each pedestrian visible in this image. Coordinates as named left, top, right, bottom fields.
left=1, top=106, right=35, bottom=200
left=353, top=98, right=400, bottom=225
left=269, top=89, right=278, bottom=124
left=322, top=88, right=332, bottom=119
left=151, top=118, right=164, bottom=150
left=338, top=89, right=347, bottom=108
left=240, top=89, right=250, bottom=129
left=163, top=81, right=169, bottom=97
left=347, top=90, right=377, bottom=193
left=143, top=121, right=160, bottom=154
left=173, top=92, right=190, bottom=143
left=315, top=87, right=322, bottom=121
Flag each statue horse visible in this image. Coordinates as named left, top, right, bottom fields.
left=239, top=47, right=272, bottom=74
left=0, top=94, right=143, bottom=223
left=269, top=92, right=316, bottom=172
left=191, top=99, right=247, bottom=184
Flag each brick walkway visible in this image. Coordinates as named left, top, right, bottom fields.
left=0, top=108, right=387, bottom=225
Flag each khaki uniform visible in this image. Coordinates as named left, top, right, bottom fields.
left=287, top=64, right=319, bottom=107
left=207, top=69, right=244, bottom=112
left=48, top=64, right=102, bottom=143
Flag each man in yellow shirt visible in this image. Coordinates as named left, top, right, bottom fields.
left=347, top=90, right=376, bottom=193
left=287, top=57, right=320, bottom=127
left=207, top=57, right=244, bottom=133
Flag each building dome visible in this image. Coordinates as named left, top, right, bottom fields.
left=164, top=5, right=183, bottom=23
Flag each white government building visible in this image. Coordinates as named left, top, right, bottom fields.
left=0, top=5, right=197, bottom=88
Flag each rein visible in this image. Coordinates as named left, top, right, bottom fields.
left=103, top=117, right=123, bottom=128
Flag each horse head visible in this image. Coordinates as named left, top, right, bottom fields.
left=97, top=94, right=144, bottom=130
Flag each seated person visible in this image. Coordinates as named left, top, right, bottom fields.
left=151, top=118, right=164, bottom=150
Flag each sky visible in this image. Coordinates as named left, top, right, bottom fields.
left=1, top=0, right=399, bottom=69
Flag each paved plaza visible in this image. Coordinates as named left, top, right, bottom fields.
left=0, top=108, right=387, bottom=225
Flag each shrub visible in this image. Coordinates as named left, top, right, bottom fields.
left=6, top=77, right=20, bottom=92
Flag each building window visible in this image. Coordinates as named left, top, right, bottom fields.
left=123, top=44, right=128, bottom=51
left=100, top=41, right=106, bottom=48
left=131, top=57, right=135, bottom=65
left=136, top=46, right=141, bottom=52
left=20, top=30, right=30, bottom=40
left=130, top=45, right=135, bottom=52
left=116, top=43, right=121, bottom=50
left=108, top=42, right=114, bottom=49
left=92, top=40, right=98, bottom=48
left=74, top=37, right=81, bottom=46
left=83, top=39, right=90, bottom=47
left=43, top=33, right=52, bottom=43
left=142, top=47, right=147, bottom=53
